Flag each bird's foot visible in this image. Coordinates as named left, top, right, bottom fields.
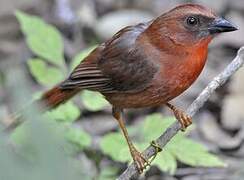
left=173, top=109, right=192, bottom=131
left=148, top=140, right=162, bottom=164
left=131, top=147, right=150, bottom=174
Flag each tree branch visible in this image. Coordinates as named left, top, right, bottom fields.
left=117, top=47, right=244, bottom=180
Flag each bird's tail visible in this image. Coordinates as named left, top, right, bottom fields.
left=6, top=85, right=79, bottom=131
left=38, top=85, right=79, bottom=111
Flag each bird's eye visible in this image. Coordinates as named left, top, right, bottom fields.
left=186, top=16, right=199, bottom=26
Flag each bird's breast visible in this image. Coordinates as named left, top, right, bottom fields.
left=155, top=46, right=208, bottom=101
left=104, top=45, right=208, bottom=109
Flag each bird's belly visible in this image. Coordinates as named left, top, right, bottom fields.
left=103, top=80, right=180, bottom=109
left=104, top=69, right=198, bottom=109
left=103, top=87, right=168, bottom=109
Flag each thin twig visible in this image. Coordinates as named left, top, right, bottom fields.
left=117, top=47, right=244, bottom=180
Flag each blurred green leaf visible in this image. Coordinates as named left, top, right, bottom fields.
left=15, top=11, right=45, bottom=35
left=27, top=58, right=64, bottom=86
left=97, top=166, right=118, bottom=180
left=154, top=148, right=177, bottom=175
left=100, top=113, right=225, bottom=174
left=71, top=46, right=97, bottom=70
left=81, top=90, right=109, bottom=111
left=45, top=102, right=80, bottom=122
left=100, top=132, right=131, bottom=163
left=144, top=114, right=226, bottom=173
left=16, top=11, right=65, bottom=67
left=142, top=114, right=175, bottom=141
left=169, top=136, right=226, bottom=168
left=4, top=110, right=88, bottom=180
left=66, top=128, right=91, bottom=150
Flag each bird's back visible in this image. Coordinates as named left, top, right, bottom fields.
left=62, top=21, right=159, bottom=94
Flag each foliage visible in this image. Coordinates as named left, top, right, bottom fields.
left=71, top=46, right=96, bottom=70
left=16, top=10, right=108, bottom=115
left=101, top=113, right=226, bottom=174
left=1, top=103, right=91, bottom=180
left=16, top=11, right=65, bottom=67
left=81, top=90, right=109, bottom=111
left=15, top=11, right=109, bottom=149
left=28, top=58, right=64, bottom=86
left=65, top=127, right=92, bottom=150
left=97, top=166, right=119, bottom=180
left=45, top=102, right=80, bottom=123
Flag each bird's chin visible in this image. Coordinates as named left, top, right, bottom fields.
left=197, top=30, right=211, bottom=38
left=198, top=28, right=231, bottom=39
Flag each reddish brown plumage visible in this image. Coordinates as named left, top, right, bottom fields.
left=37, top=4, right=237, bottom=172
left=40, top=85, right=78, bottom=109
left=39, top=3, right=237, bottom=110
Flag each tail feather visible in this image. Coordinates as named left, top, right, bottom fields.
left=39, top=85, right=79, bottom=110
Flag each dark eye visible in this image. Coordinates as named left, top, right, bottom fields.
left=186, top=16, right=199, bottom=26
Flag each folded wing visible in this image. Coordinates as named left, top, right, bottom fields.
left=61, top=22, right=158, bottom=94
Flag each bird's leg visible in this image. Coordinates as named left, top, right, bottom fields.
left=112, top=107, right=150, bottom=173
left=166, top=103, right=192, bottom=131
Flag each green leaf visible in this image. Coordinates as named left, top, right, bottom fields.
left=100, top=113, right=226, bottom=174
left=100, top=133, right=131, bottom=163
left=154, top=148, right=177, bottom=175
left=143, top=113, right=175, bottom=141
left=45, top=102, right=80, bottom=122
left=27, top=58, right=64, bottom=86
left=141, top=113, right=225, bottom=172
left=6, top=108, right=87, bottom=180
left=97, top=166, right=118, bottom=180
left=169, top=137, right=226, bottom=167
left=15, top=11, right=45, bottom=35
left=66, top=128, right=91, bottom=150
left=16, top=11, right=64, bottom=67
left=81, top=90, right=109, bottom=111
left=71, top=46, right=97, bottom=70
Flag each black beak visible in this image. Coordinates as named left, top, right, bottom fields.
left=208, top=17, right=238, bottom=34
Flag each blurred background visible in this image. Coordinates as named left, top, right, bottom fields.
left=0, top=0, right=244, bottom=180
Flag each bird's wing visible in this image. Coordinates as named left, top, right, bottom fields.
left=61, top=22, right=158, bottom=93
left=60, top=46, right=114, bottom=92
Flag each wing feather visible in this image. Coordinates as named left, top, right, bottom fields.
left=61, top=21, right=158, bottom=94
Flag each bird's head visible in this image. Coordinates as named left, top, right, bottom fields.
left=146, top=4, right=238, bottom=48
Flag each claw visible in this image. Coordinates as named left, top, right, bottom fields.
left=174, top=109, right=192, bottom=131
left=131, top=149, right=150, bottom=173
left=166, top=103, right=192, bottom=131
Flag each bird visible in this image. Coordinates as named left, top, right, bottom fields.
left=35, top=3, right=237, bottom=173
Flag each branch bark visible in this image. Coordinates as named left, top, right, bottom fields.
left=117, top=47, right=244, bottom=180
